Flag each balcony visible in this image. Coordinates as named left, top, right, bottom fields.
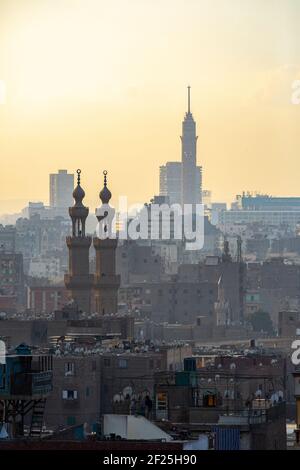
left=10, top=371, right=52, bottom=397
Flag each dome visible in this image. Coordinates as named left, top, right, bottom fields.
left=73, top=184, right=85, bottom=205
left=99, top=186, right=112, bottom=204
left=73, top=169, right=85, bottom=206
left=99, top=170, right=112, bottom=204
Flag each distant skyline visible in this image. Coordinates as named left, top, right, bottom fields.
left=1, top=0, right=300, bottom=216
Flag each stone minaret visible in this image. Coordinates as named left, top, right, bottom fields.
left=64, top=169, right=93, bottom=313
left=93, top=171, right=120, bottom=315
left=181, top=86, right=198, bottom=206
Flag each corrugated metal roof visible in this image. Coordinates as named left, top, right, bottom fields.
left=213, top=427, right=240, bottom=450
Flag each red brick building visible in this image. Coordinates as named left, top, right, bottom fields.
left=28, top=285, right=68, bottom=314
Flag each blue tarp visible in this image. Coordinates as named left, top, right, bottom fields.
left=213, top=427, right=240, bottom=450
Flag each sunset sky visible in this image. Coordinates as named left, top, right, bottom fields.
left=0, top=0, right=300, bottom=215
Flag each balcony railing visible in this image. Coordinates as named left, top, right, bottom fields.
left=10, top=371, right=52, bottom=396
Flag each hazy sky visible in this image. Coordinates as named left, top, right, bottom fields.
left=0, top=0, right=300, bottom=215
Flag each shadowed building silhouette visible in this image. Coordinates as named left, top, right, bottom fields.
left=64, top=169, right=93, bottom=313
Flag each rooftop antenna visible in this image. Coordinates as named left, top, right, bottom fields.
left=187, top=85, right=191, bottom=113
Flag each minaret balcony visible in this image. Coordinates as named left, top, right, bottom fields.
left=66, top=236, right=92, bottom=247
left=93, top=237, right=118, bottom=249
left=93, top=273, right=120, bottom=288
left=64, top=274, right=94, bottom=288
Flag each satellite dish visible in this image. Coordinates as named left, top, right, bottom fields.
left=123, top=386, right=133, bottom=398
left=141, top=389, right=150, bottom=399
left=113, top=394, right=121, bottom=403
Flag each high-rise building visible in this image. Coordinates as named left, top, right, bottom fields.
left=49, top=169, right=74, bottom=208
left=181, top=86, right=202, bottom=205
left=159, top=87, right=202, bottom=207
left=0, top=225, right=16, bottom=252
left=159, top=162, right=182, bottom=204
left=195, top=165, right=202, bottom=205
left=64, top=170, right=93, bottom=313
left=0, top=251, right=24, bottom=310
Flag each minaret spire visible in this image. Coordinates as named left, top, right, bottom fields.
left=76, top=168, right=81, bottom=186
left=187, top=85, right=191, bottom=113
left=181, top=86, right=200, bottom=206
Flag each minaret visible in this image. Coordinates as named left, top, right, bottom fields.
left=181, top=86, right=199, bottom=206
left=93, top=171, right=120, bottom=315
left=64, top=169, right=93, bottom=313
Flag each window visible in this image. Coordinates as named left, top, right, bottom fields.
left=104, top=358, right=110, bottom=367
left=156, top=392, right=168, bottom=410
left=203, top=393, right=217, bottom=407
left=224, top=390, right=234, bottom=399
left=86, top=387, right=90, bottom=397
left=118, top=358, right=128, bottom=369
left=64, top=362, right=75, bottom=376
left=0, top=365, right=6, bottom=389
left=62, top=390, right=78, bottom=400
left=193, top=389, right=202, bottom=406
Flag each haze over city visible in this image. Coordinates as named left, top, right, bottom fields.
left=3, top=0, right=300, bottom=458
left=0, top=0, right=300, bottom=216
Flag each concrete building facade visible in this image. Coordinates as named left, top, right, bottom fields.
left=49, top=169, right=74, bottom=209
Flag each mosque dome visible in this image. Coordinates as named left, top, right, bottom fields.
left=99, top=170, right=112, bottom=204
left=73, top=169, right=85, bottom=205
